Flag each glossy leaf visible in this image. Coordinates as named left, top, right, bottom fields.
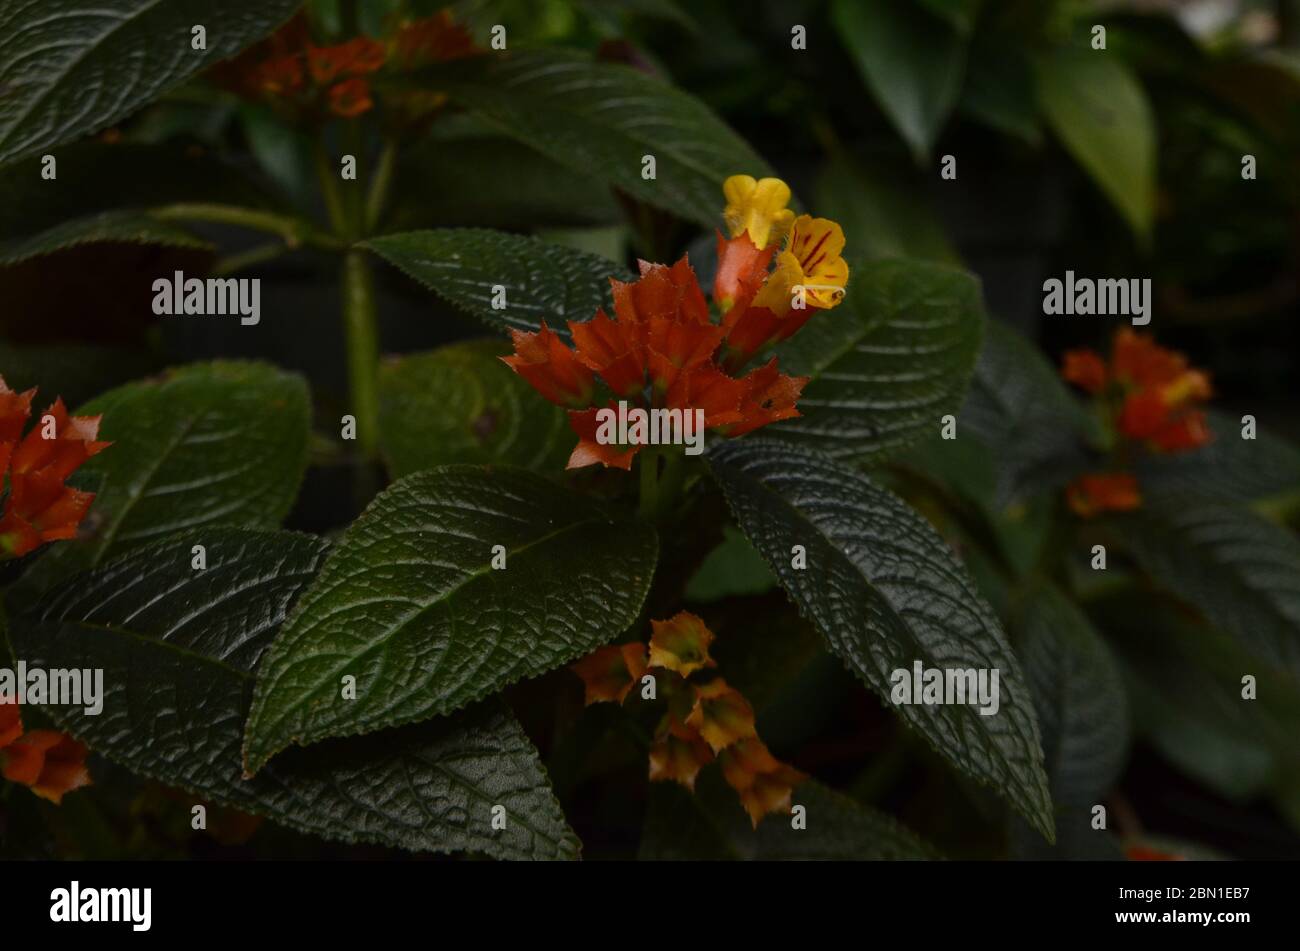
left=364, top=228, right=628, bottom=340
left=243, top=466, right=658, bottom=774
left=14, top=361, right=310, bottom=596
left=7, top=529, right=578, bottom=859
left=769, top=258, right=984, bottom=464
left=405, top=50, right=771, bottom=227
left=709, top=439, right=1053, bottom=839
left=0, top=210, right=208, bottom=265
left=377, top=340, right=571, bottom=478
left=0, top=0, right=302, bottom=165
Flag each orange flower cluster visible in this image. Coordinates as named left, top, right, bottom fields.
left=211, top=10, right=475, bottom=118
left=0, top=377, right=109, bottom=559
left=1061, top=330, right=1212, bottom=516
left=571, top=612, right=805, bottom=827
left=502, top=176, right=849, bottom=469
left=0, top=700, right=90, bottom=805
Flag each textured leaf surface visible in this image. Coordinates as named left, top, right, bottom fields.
left=6, top=530, right=578, bottom=859
left=1018, top=585, right=1128, bottom=808
left=1110, top=498, right=1300, bottom=683
left=1135, top=409, right=1300, bottom=505
left=640, top=771, right=937, bottom=859
left=365, top=229, right=627, bottom=340
left=406, top=50, right=771, bottom=227
left=0, top=210, right=207, bottom=264
left=1036, top=48, right=1156, bottom=239
left=958, top=320, right=1097, bottom=507
left=0, top=0, right=301, bottom=165
left=244, top=466, right=658, bottom=773
left=378, top=340, right=570, bottom=478
left=15, top=361, right=310, bottom=596
left=769, top=258, right=984, bottom=464
left=709, top=439, right=1053, bottom=838
left=831, top=0, right=968, bottom=160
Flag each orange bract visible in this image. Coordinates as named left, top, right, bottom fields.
left=0, top=700, right=91, bottom=805
left=1066, top=472, right=1142, bottom=517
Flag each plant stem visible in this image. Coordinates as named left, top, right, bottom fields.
left=341, top=251, right=380, bottom=459
left=211, top=241, right=288, bottom=276
left=364, top=138, right=399, bottom=234
left=314, top=147, right=349, bottom=236
left=150, top=203, right=341, bottom=249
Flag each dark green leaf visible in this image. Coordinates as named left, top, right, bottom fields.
left=769, top=258, right=984, bottom=464
left=709, top=439, right=1053, bottom=838
left=243, top=466, right=657, bottom=774
left=378, top=340, right=571, bottom=478
left=640, top=770, right=937, bottom=859
left=831, top=0, right=968, bottom=160
left=402, top=49, right=771, bottom=227
left=0, top=342, right=157, bottom=408
left=6, top=529, right=578, bottom=859
left=364, top=228, right=628, bottom=340
left=15, top=361, right=310, bottom=596
left=0, top=0, right=301, bottom=165
left=1035, top=47, right=1156, bottom=239
left=684, top=525, right=776, bottom=603
left=0, top=210, right=207, bottom=265
left=1109, top=498, right=1300, bottom=683
left=1018, top=584, right=1128, bottom=807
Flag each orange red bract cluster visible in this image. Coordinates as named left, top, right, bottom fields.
left=1061, top=330, right=1213, bottom=517
left=211, top=9, right=475, bottom=119
left=571, top=612, right=805, bottom=827
left=0, top=700, right=91, bottom=805
left=502, top=175, right=849, bottom=469
left=0, top=377, right=109, bottom=559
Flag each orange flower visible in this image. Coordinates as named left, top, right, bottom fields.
left=1066, top=473, right=1141, bottom=517
left=725, top=359, right=807, bottom=437
left=569, top=309, right=646, bottom=399
left=307, top=36, right=386, bottom=85
left=0, top=383, right=110, bottom=558
left=328, top=78, right=374, bottom=118
left=1062, top=349, right=1107, bottom=394
left=501, top=323, right=595, bottom=408
left=390, top=10, right=477, bottom=68
left=648, top=611, right=716, bottom=677
left=1, top=729, right=91, bottom=804
left=1125, top=843, right=1184, bottom=861
left=714, top=231, right=777, bottom=316
left=648, top=715, right=714, bottom=791
left=719, top=737, right=806, bottom=828
left=685, top=679, right=757, bottom=753
left=565, top=404, right=642, bottom=471
left=570, top=643, right=649, bottom=705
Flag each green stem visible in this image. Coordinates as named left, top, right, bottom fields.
left=364, top=138, right=399, bottom=234
left=150, top=203, right=340, bottom=249
left=314, top=147, right=349, bottom=237
left=211, top=241, right=288, bottom=276
left=341, top=251, right=380, bottom=459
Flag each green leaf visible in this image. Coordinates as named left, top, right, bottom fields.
left=0, top=0, right=302, bottom=165
left=0, top=210, right=208, bottom=265
left=1018, top=584, right=1129, bottom=808
left=684, top=525, right=776, bottom=603
left=831, top=0, right=969, bottom=161
left=640, top=771, right=938, bottom=859
left=0, top=342, right=157, bottom=408
left=1135, top=409, right=1300, bottom=506
left=243, top=466, right=658, bottom=774
left=1109, top=498, right=1300, bottom=683
left=960, top=37, right=1042, bottom=145
left=6, top=529, right=579, bottom=859
left=401, top=49, right=771, bottom=227
left=378, top=340, right=572, bottom=478
left=709, top=439, right=1053, bottom=839
left=14, top=361, right=310, bottom=596
left=1035, top=47, right=1156, bottom=239
left=958, top=320, right=1097, bottom=507
left=388, top=135, right=621, bottom=232
left=768, top=258, right=985, bottom=464
left=364, top=228, right=628, bottom=340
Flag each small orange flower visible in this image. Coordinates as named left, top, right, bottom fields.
left=1, top=730, right=91, bottom=804
left=719, top=737, right=807, bottom=828
left=307, top=36, right=386, bottom=85
left=685, top=679, right=757, bottom=753
left=501, top=323, right=595, bottom=408
left=648, top=611, right=716, bottom=677
left=328, top=78, right=374, bottom=118
left=648, top=715, right=714, bottom=791
left=565, top=404, right=643, bottom=471
left=569, top=310, right=646, bottom=399
left=570, top=643, right=648, bottom=705
left=726, top=359, right=807, bottom=437
left=390, top=10, right=477, bottom=68
left=1062, top=348, right=1107, bottom=394
left=1066, top=473, right=1141, bottom=517
left=0, top=382, right=110, bottom=558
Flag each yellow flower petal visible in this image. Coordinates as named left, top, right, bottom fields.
left=723, top=174, right=795, bottom=249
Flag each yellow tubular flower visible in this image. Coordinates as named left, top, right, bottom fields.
left=723, top=175, right=795, bottom=249
left=751, top=215, right=849, bottom=314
